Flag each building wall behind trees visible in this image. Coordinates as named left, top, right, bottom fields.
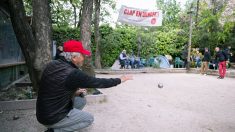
left=0, top=10, right=24, bottom=65
left=0, top=9, right=27, bottom=89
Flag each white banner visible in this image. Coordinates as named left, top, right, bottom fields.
left=117, top=5, right=162, bottom=27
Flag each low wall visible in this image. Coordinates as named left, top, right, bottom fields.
left=95, top=68, right=235, bottom=78
left=0, top=93, right=107, bottom=111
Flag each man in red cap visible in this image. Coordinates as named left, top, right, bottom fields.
left=36, top=40, right=132, bottom=132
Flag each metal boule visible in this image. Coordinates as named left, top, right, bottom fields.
left=158, top=83, right=163, bottom=88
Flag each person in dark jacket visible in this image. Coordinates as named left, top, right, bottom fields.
left=215, top=47, right=228, bottom=79
left=119, top=50, right=127, bottom=69
left=54, top=46, right=63, bottom=60
left=224, top=46, right=233, bottom=66
left=181, top=45, right=188, bottom=68
left=200, top=48, right=211, bottom=75
left=37, top=40, right=133, bottom=132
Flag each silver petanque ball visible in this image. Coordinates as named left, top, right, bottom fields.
left=13, top=115, right=19, bottom=120
left=158, top=83, right=163, bottom=88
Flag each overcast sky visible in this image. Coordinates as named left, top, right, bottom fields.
left=116, top=0, right=188, bottom=9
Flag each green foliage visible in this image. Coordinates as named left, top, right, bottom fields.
left=53, top=26, right=80, bottom=45
left=99, top=24, right=113, bottom=38
left=192, top=9, right=222, bottom=50
left=23, top=0, right=32, bottom=16
left=50, top=0, right=115, bottom=27
left=100, top=25, right=137, bottom=67
left=51, top=0, right=235, bottom=68
left=190, top=1, right=235, bottom=56
left=100, top=0, right=116, bottom=23
left=52, top=23, right=188, bottom=67
left=157, top=0, right=181, bottom=28
left=51, top=0, right=75, bottom=27
left=222, top=22, right=235, bottom=47
left=152, top=63, right=160, bottom=68
left=99, top=25, right=187, bottom=67
left=154, top=29, right=187, bottom=56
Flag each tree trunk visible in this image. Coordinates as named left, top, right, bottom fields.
left=77, top=5, right=83, bottom=28
left=70, top=0, right=77, bottom=27
left=7, top=0, right=38, bottom=91
left=80, top=0, right=95, bottom=76
left=33, top=0, right=52, bottom=80
left=94, top=0, right=102, bottom=69
left=7, top=0, right=52, bottom=92
left=195, top=0, right=200, bottom=27
left=32, top=0, right=52, bottom=82
left=211, top=0, right=217, bottom=15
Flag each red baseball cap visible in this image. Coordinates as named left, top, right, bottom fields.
left=63, top=40, right=91, bottom=56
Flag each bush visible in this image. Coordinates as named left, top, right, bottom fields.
left=53, top=26, right=80, bottom=46
left=52, top=25, right=188, bottom=68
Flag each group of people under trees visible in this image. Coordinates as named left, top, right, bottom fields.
left=118, top=46, right=232, bottom=80
left=119, top=50, right=143, bottom=69
left=182, top=46, right=232, bottom=79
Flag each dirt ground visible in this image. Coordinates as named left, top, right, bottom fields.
left=84, top=73, right=235, bottom=132
left=0, top=73, right=235, bottom=132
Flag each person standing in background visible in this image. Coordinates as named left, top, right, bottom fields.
left=224, top=46, right=233, bottom=68
left=195, top=50, right=202, bottom=68
left=215, top=47, right=228, bottom=79
left=201, top=48, right=211, bottom=75
left=119, top=50, right=127, bottom=69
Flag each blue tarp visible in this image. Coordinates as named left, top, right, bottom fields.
left=154, top=55, right=170, bottom=68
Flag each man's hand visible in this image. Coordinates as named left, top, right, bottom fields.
left=120, top=75, right=133, bottom=83
left=75, top=88, right=87, bottom=96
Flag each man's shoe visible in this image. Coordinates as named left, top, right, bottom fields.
left=217, top=76, right=224, bottom=79
left=45, top=128, right=54, bottom=132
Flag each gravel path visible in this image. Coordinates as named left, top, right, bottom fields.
left=0, top=73, right=234, bottom=132
left=85, top=73, right=235, bottom=132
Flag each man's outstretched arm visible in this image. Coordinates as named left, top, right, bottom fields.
left=65, top=69, right=132, bottom=90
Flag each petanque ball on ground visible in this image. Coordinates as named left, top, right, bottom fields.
left=13, top=115, right=19, bottom=120
left=158, top=83, right=163, bottom=88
